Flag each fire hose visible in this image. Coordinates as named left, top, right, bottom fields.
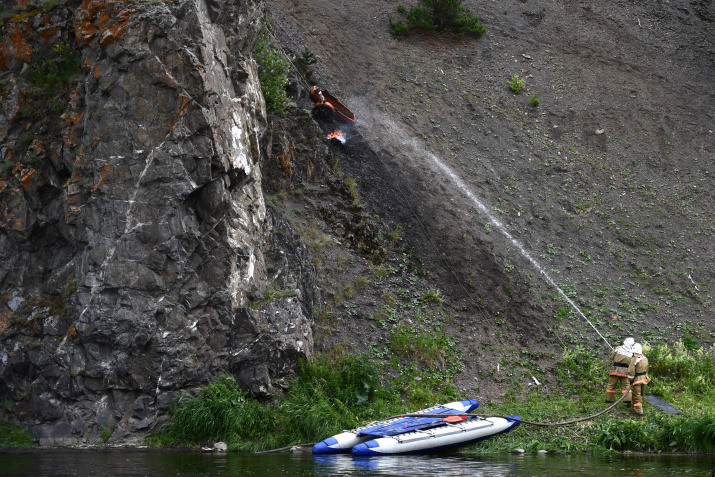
left=390, top=382, right=633, bottom=427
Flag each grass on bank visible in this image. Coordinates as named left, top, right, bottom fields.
left=468, top=341, right=715, bottom=454
left=146, top=341, right=715, bottom=453
left=0, top=417, right=33, bottom=448
left=146, top=355, right=460, bottom=451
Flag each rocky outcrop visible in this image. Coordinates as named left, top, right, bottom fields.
left=0, top=0, right=314, bottom=445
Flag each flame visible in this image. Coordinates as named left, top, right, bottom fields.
left=326, top=130, right=347, bottom=144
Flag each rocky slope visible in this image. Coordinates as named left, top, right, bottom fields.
left=0, top=0, right=317, bottom=445
left=262, top=0, right=714, bottom=398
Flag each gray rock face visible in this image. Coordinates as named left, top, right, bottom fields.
left=0, top=0, right=314, bottom=445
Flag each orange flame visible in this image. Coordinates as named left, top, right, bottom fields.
left=326, top=130, right=347, bottom=144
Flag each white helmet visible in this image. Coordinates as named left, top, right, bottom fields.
left=623, top=337, right=635, bottom=349
left=632, top=343, right=643, bottom=355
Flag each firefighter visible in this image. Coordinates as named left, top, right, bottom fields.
left=628, top=343, right=650, bottom=416
left=606, top=337, right=634, bottom=405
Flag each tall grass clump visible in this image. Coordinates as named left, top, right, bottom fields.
left=646, top=341, right=715, bottom=395
left=389, top=324, right=452, bottom=366
left=389, top=0, right=486, bottom=39
left=595, top=412, right=715, bottom=452
left=279, top=356, right=386, bottom=444
left=554, top=345, right=603, bottom=392
left=148, top=354, right=467, bottom=451
left=254, top=30, right=291, bottom=115
left=157, top=375, right=276, bottom=446
left=0, top=418, right=33, bottom=448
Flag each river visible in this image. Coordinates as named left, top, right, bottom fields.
left=1, top=451, right=713, bottom=476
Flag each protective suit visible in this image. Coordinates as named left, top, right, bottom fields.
left=606, top=337, right=634, bottom=404
left=628, top=343, right=650, bottom=415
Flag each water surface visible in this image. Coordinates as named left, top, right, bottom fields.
left=1, top=451, right=713, bottom=476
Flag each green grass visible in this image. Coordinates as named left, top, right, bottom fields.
left=0, top=418, right=33, bottom=448
left=147, top=341, right=715, bottom=453
left=389, top=324, right=453, bottom=366
left=147, top=356, right=460, bottom=451
left=465, top=341, right=715, bottom=454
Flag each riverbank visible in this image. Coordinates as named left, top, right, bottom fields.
left=3, top=342, right=714, bottom=453
left=137, top=341, right=714, bottom=454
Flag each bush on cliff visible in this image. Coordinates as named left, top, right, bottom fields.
left=254, top=32, right=291, bottom=115
left=389, top=0, right=486, bottom=39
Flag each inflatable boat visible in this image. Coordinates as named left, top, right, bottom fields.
left=313, top=400, right=518, bottom=455
left=351, top=415, right=520, bottom=456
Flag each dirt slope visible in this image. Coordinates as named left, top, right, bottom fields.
left=266, top=0, right=715, bottom=395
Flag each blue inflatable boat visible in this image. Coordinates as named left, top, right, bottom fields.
left=312, top=400, right=519, bottom=455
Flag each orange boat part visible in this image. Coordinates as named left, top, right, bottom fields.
left=310, top=86, right=356, bottom=123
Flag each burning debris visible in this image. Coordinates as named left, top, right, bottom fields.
left=326, top=130, right=347, bottom=144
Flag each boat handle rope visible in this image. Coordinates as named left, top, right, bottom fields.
left=256, top=384, right=632, bottom=453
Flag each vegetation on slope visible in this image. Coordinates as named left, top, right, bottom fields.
left=388, top=0, right=486, bottom=39
left=254, top=29, right=291, bottom=115
left=146, top=341, right=715, bottom=453
left=146, top=356, right=461, bottom=451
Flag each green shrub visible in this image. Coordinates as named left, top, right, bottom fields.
left=509, top=74, right=525, bottom=94
left=160, top=375, right=276, bottom=445
left=595, top=412, right=715, bottom=452
left=420, top=288, right=443, bottom=304
left=297, top=50, right=317, bottom=82
left=529, top=93, right=540, bottom=107
left=597, top=417, right=653, bottom=450
left=389, top=0, right=486, bottom=39
left=0, top=418, right=33, bottom=448
left=389, top=324, right=454, bottom=366
left=27, top=41, right=80, bottom=89
left=254, top=32, right=291, bottom=115
left=148, top=355, right=464, bottom=450
left=646, top=341, right=714, bottom=394
left=554, top=345, right=602, bottom=391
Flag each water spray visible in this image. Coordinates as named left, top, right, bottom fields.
left=370, top=115, right=614, bottom=350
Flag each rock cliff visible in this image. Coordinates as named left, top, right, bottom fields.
left=0, top=0, right=313, bottom=445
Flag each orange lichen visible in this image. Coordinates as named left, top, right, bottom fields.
left=0, top=24, right=33, bottom=69
left=171, top=93, right=191, bottom=131
left=279, top=138, right=293, bottom=178
left=92, top=163, right=121, bottom=191
left=75, top=0, right=135, bottom=48
left=17, top=166, right=39, bottom=190
left=0, top=309, right=10, bottom=334
left=62, top=86, right=85, bottom=147
left=36, top=14, right=59, bottom=43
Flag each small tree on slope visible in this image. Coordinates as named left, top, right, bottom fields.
left=389, top=0, right=486, bottom=39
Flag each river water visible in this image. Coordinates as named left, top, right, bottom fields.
left=1, top=451, right=713, bottom=476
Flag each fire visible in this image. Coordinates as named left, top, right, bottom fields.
left=326, top=130, right=347, bottom=144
